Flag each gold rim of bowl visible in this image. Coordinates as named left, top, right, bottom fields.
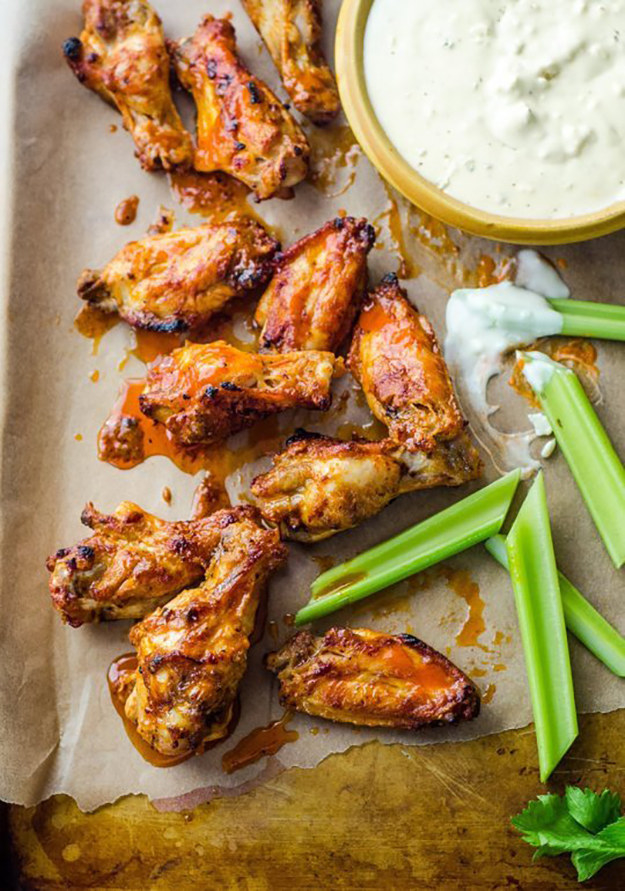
left=335, top=0, right=625, bottom=245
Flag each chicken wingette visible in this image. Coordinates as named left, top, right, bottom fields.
left=266, top=628, right=480, bottom=729
left=170, top=15, right=309, bottom=200
left=348, top=274, right=466, bottom=452
left=139, top=341, right=341, bottom=448
left=119, top=507, right=287, bottom=756
left=77, top=220, right=279, bottom=332
left=46, top=503, right=246, bottom=627
left=250, top=430, right=482, bottom=541
left=255, top=216, right=375, bottom=353
left=241, top=0, right=340, bottom=125
left=63, top=0, right=193, bottom=171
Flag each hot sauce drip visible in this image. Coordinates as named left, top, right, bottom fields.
left=74, top=304, right=119, bottom=355
left=442, top=567, right=488, bottom=651
left=307, top=124, right=362, bottom=198
left=114, top=195, right=140, bottom=225
left=168, top=169, right=269, bottom=232
left=221, top=712, right=299, bottom=774
left=373, top=189, right=420, bottom=279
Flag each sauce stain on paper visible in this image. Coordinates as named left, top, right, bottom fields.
left=221, top=712, right=298, bottom=774
left=74, top=304, right=119, bottom=355
left=114, top=195, right=139, bottom=226
left=308, top=124, right=362, bottom=197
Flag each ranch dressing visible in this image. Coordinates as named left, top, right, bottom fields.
left=364, top=0, right=625, bottom=219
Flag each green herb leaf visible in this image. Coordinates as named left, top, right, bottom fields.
left=565, top=787, right=622, bottom=834
left=512, top=793, right=593, bottom=855
left=571, top=819, right=625, bottom=881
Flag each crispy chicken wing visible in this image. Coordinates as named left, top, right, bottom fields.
left=266, top=628, right=480, bottom=729
left=139, top=341, right=340, bottom=447
left=255, top=217, right=375, bottom=352
left=170, top=16, right=310, bottom=200
left=63, top=0, right=193, bottom=171
left=121, top=508, right=287, bottom=756
left=348, top=274, right=466, bottom=452
left=241, top=0, right=340, bottom=125
left=250, top=430, right=482, bottom=541
left=77, top=220, right=279, bottom=333
left=46, top=503, right=246, bottom=627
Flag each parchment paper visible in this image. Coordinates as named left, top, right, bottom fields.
left=1, top=0, right=624, bottom=812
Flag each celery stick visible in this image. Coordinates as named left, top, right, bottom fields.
left=486, top=535, right=625, bottom=677
left=520, top=351, right=625, bottom=568
left=549, top=298, right=625, bottom=341
left=294, top=470, right=521, bottom=626
left=506, top=473, right=578, bottom=782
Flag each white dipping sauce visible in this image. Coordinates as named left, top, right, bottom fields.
left=364, top=0, right=625, bottom=219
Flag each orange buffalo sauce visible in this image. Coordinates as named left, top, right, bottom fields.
left=74, top=304, right=119, bottom=355
left=168, top=169, right=269, bottom=231
left=308, top=124, right=362, bottom=198
left=443, top=567, right=488, bottom=651
left=114, top=195, right=139, bottom=226
left=221, top=712, right=298, bottom=774
left=509, top=337, right=599, bottom=406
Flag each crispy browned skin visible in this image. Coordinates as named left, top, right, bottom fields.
left=45, top=503, right=249, bottom=627
left=348, top=274, right=466, bottom=452
left=255, top=217, right=376, bottom=352
left=170, top=16, right=310, bottom=200
left=63, top=0, right=193, bottom=171
left=241, top=0, right=340, bottom=125
left=266, top=628, right=480, bottom=729
left=122, top=508, right=287, bottom=756
left=139, top=341, right=340, bottom=447
left=250, top=430, right=482, bottom=542
left=77, top=220, right=279, bottom=333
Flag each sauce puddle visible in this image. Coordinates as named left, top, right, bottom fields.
left=442, top=567, right=488, bottom=651
left=74, top=304, right=119, bottom=355
left=168, top=169, right=270, bottom=232
left=221, top=712, right=298, bottom=774
left=115, top=195, right=139, bottom=226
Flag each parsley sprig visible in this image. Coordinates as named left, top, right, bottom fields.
left=512, top=787, right=625, bottom=881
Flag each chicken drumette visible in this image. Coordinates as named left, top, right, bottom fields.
left=255, top=217, right=376, bottom=353
left=250, top=430, right=481, bottom=541
left=139, top=341, right=341, bottom=448
left=267, top=628, right=480, bottom=729
left=46, top=502, right=247, bottom=626
left=77, top=220, right=279, bottom=332
left=348, top=274, right=467, bottom=452
left=119, top=507, right=287, bottom=756
left=170, top=15, right=310, bottom=200
left=63, top=0, right=193, bottom=171
left=241, top=0, right=340, bottom=125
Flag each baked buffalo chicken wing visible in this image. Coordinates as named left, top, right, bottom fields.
left=170, top=16, right=310, bottom=200
left=241, top=0, right=340, bottom=125
left=266, top=628, right=480, bottom=729
left=250, top=430, right=482, bottom=541
left=121, top=507, right=287, bottom=756
left=77, top=220, right=279, bottom=332
left=255, top=217, right=375, bottom=352
left=348, top=274, right=466, bottom=452
left=46, top=502, right=246, bottom=626
left=139, top=341, right=340, bottom=447
left=63, top=0, right=193, bottom=171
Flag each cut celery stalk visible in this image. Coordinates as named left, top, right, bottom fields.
left=506, top=473, right=578, bottom=783
left=549, top=298, right=625, bottom=341
left=486, top=535, right=625, bottom=677
left=521, top=351, right=625, bottom=569
left=294, top=470, right=521, bottom=626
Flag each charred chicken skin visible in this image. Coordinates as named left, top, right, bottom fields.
left=63, top=0, right=193, bottom=171
left=170, top=15, right=310, bottom=200
left=255, top=217, right=376, bottom=353
left=266, top=628, right=480, bottom=729
left=121, top=508, right=287, bottom=756
left=139, top=341, right=340, bottom=447
left=46, top=503, right=246, bottom=627
left=77, top=220, right=279, bottom=332
left=348, top=274, right=466, bottom=452
left=241, top=0, right=340, bottom=125
left=250, top=430, right=482, bottom=542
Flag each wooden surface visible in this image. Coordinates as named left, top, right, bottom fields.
left=7, top=710, right=625, bottom=889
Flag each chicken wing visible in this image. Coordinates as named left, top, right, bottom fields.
left=139, top=341, right=340, bottom=448
left=63, top=0, right=193, bottom=171
left=250, top=430, right=482, bottom=542
left=241, top=0, right=340, bottom=125
left=46, top=503, right=248, bottom=627
left=266, top=628, right=480, bottom=729
left=77, top=220, right=279, bottom=333
left=255, top=217, right=375, bottom=352
left=348, top=274, right=466, bottom=452
left=120, top=508, right=287, bottom=756
left=170, top=16, right=310, bottom=200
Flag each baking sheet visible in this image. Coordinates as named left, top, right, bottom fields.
left=0, top=0, right=624, bottom=812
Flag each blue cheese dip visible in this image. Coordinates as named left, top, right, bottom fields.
left=364, top=0, right=625, bottom=219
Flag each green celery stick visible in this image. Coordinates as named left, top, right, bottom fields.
left=506, top=473, right=578, bottom=782
left=548, top=298, right=625, bottom=341
left=486, top=535, right=625, bottom=677
left=294, top=470, right=521, bottom=626
left=521, top=351, right=625, bottom=568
